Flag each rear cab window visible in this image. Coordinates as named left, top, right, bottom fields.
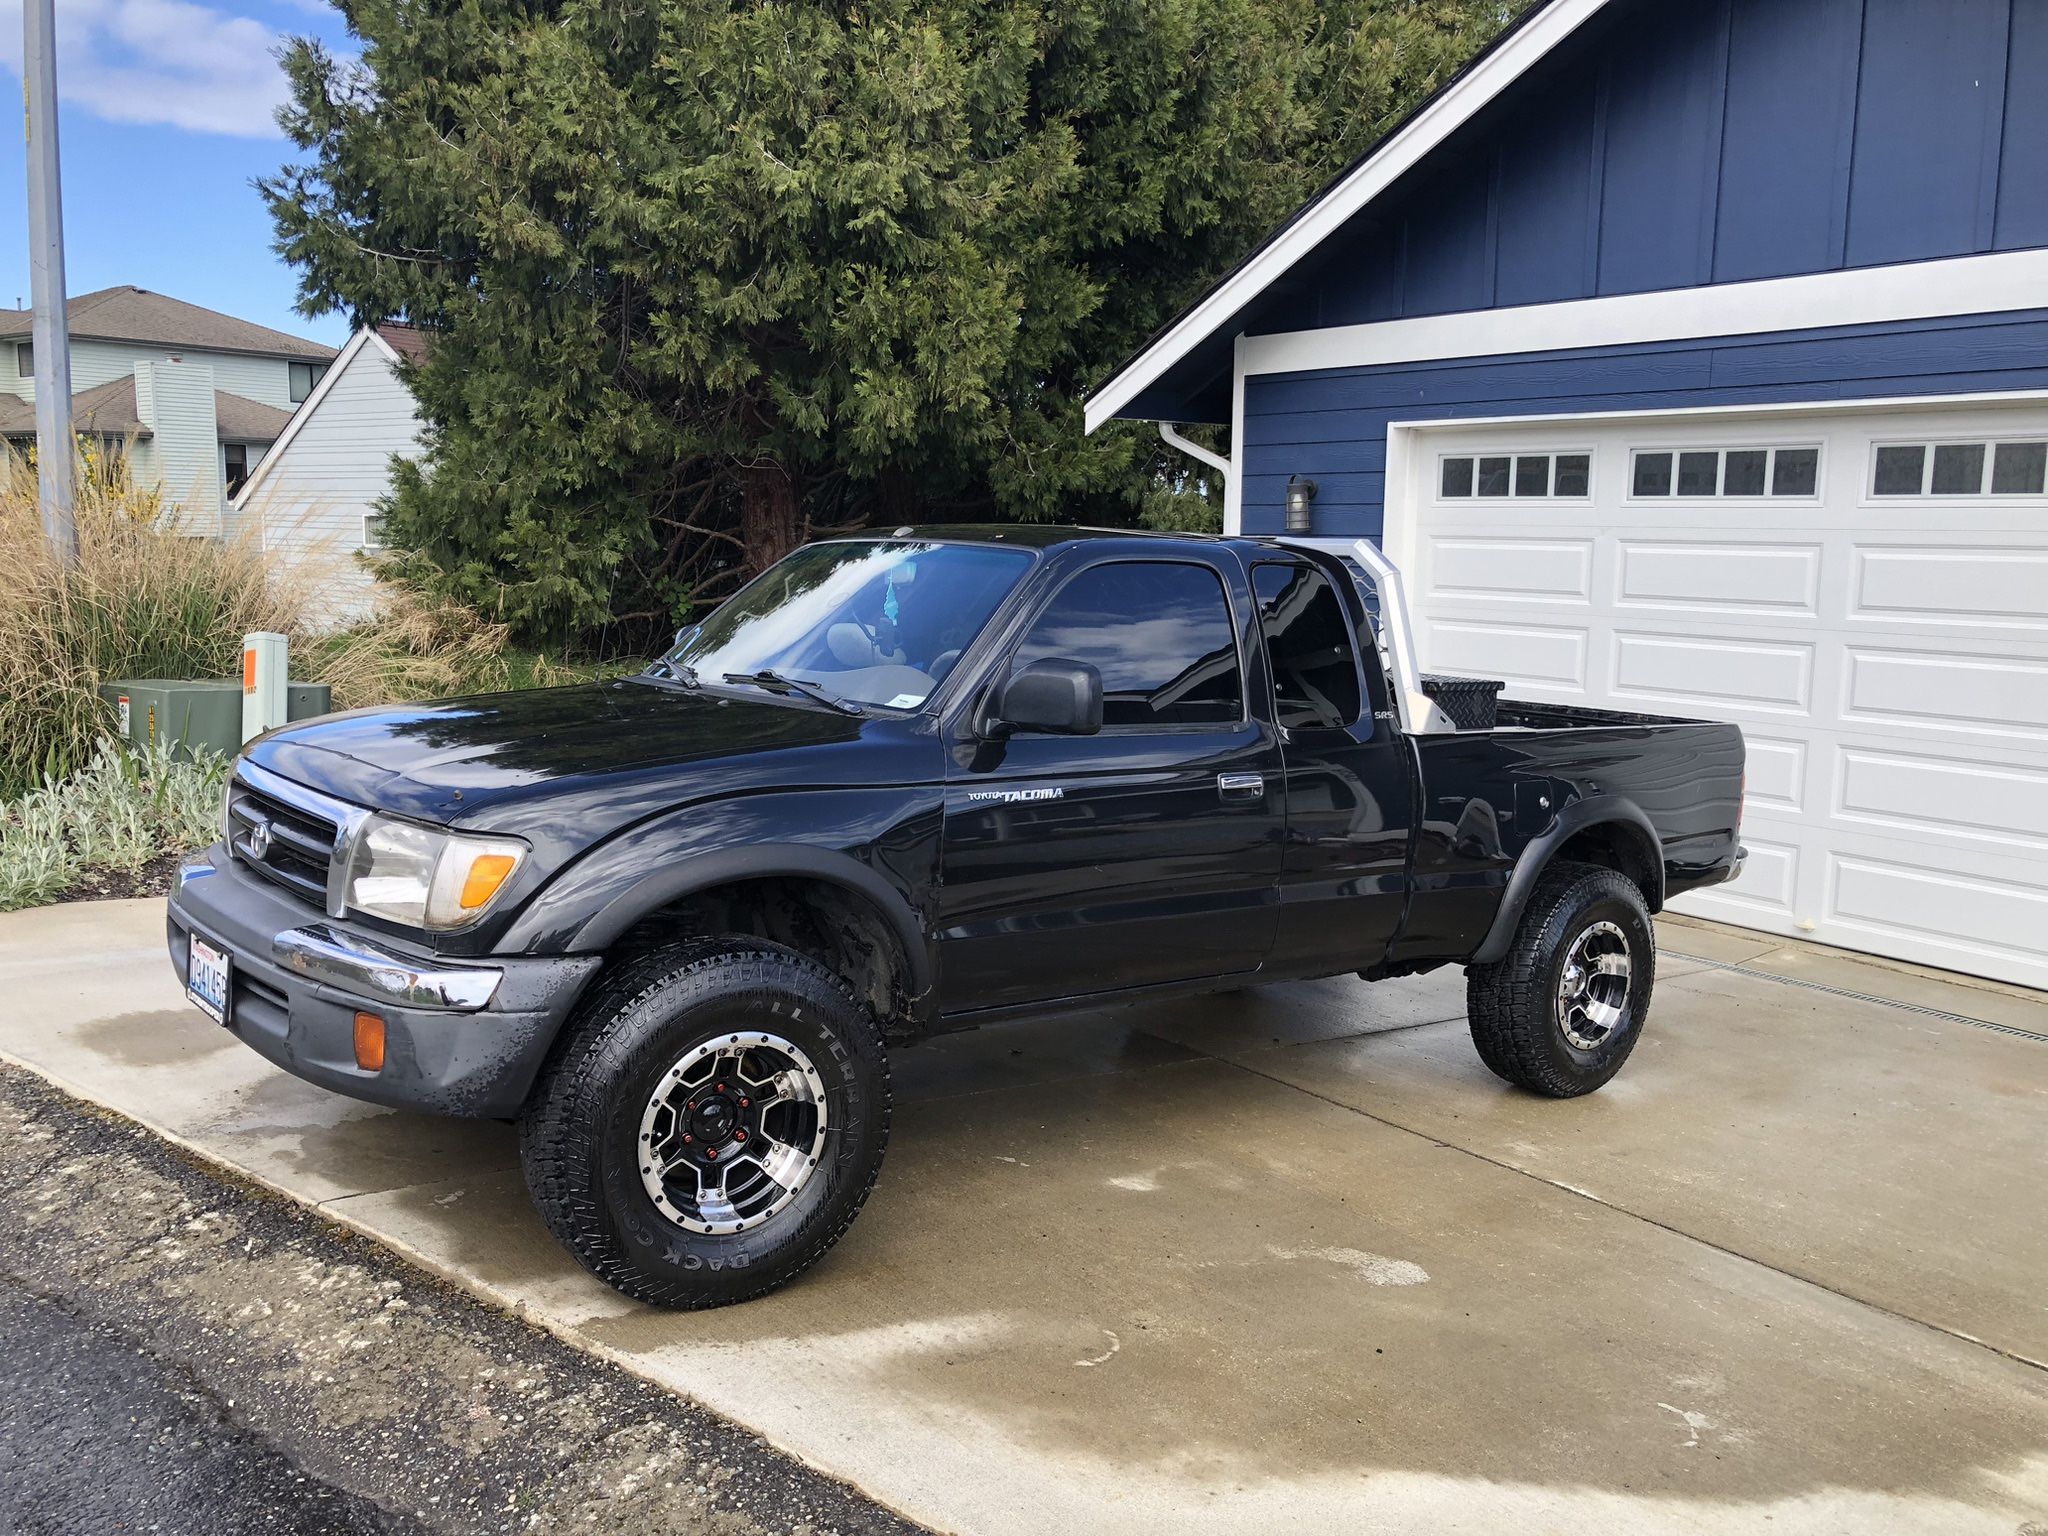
left=1251, top=562, right=1363, bottom=731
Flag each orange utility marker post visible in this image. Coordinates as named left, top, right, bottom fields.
left=240, top=632, right=288, bottom=743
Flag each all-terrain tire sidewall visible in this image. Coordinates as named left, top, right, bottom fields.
left=1467, top=864, right=1656, bottom=1098
left=521, top=940, right=890, bottom=1308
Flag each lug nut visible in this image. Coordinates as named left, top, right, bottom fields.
left=734, top=1129, right=748, bottom=1142
left=704, top=1147, right=719, bottom=1161
left=738, top=1097, right=750, bottom=1109
left=682, top=1133, right=694, bottom=1144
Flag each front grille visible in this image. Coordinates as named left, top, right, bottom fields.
left=227, top=776, right=339, bottom=909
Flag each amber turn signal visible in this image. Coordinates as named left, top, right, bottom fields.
left=459, top=852, right=519, bottom=910
left=353, top=1011, right=386, bottom=1073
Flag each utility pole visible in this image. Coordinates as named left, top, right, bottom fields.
left=23, top=0, right=77, bottom=564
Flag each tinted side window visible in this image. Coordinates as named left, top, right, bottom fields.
left=1252, top=563, right=1362, bottom=730
left=1013, top=561, right=1242, bottom=727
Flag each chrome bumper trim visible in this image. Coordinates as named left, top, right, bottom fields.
left=273, top=924, right=502, bottom=1012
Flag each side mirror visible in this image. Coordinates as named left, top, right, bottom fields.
left=989, top=659, right=1103, bottom=737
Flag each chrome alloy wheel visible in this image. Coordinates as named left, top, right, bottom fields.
left=637, top=1031, right=829, bottom=1234
left=1555, top=920, right=1633, bottom=1051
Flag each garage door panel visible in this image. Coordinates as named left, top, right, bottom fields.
left=1428, top=620, right=1588, bottom=691
left=1427, top=536, right=1593, bottom=602
left=1740, top=736, right=1808, bottom=810
left=1833, top=744, right=2048, bottom=850
left=1825, top=851, right=2048, bottom=989
left=1842, top=645, right=2048, bottom=742
left=1610, top=631, right=1814, bottom=713
left=1691, top=834, right=1799, bottom=917
left=1404, top=405, right=2048, bottom=988
left=1617, top=541, right=1822, bottom=616
left=1852, top=544, right=2048, bottom=632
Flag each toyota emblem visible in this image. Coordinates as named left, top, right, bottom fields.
left=247, top=821, right=272, bottom=860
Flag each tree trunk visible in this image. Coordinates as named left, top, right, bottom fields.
left=737, top=461, right=801, bottom=574
left=872, top=464, right=918, bottom=531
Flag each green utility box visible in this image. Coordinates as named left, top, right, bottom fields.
left=99, top=679, right=334, bottom=759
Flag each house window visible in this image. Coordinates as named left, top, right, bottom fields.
left=14, top=341, right=30, bottom=379
left=288, top=361, right=327, bottom=404
left=362, top=514, right=389, bottom=549
left=1870, top=438, right=2048, bottom=497
left=224, top=444, right=252, bottom=498
left=1439, top=451, right=1592, bottom=500
left=1630, top=445, right=1821, bottom=499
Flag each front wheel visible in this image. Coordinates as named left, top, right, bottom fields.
left=520, top=938, right=890, bottom=1307
left=1465, top=862, right=1655, bottom=1097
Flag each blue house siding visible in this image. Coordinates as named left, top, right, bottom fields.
left=1255, top=0, right=2048, bottom=341
left=1239, top=308, right=2048, bottom=538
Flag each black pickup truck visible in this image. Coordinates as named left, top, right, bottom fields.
left=167, top=528, right=1744, bottom=1307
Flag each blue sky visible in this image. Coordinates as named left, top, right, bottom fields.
left=0, top=0, right=357, bottom=347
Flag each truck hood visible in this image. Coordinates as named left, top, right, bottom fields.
left=246, top=679, right=914, bottom=851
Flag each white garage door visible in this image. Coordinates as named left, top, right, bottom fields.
left=1389, top=398, right=2048, bottom=990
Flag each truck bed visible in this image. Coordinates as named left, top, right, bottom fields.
left=1389, top=700, right=1746, bottom=964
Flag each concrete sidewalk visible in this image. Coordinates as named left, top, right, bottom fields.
left=3, top=898, right=2045, bottom=1535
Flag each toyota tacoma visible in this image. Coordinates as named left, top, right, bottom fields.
left=167, top=528, right=1745, bottom=1307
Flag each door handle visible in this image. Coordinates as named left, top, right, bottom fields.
left=1217, top=772, right=1265, bottom=801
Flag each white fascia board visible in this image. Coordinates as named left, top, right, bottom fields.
left=1082, top=0, right=1610, bottom=434
left=1239, top=248, right=2048, bottom=380
left=232, top=326, right=376, bottom=509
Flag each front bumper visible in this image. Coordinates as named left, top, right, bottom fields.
left=166, top=844, right=600, bottom=1117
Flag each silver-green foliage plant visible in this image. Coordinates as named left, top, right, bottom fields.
left=0, top=739, right=227, bottom=912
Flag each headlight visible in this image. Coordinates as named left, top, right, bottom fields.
left=343, top=814, right=527, bottom=931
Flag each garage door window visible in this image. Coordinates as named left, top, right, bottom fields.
left=1871, top=438, right=2048, bottom=497
left=1630, top=445, right=1820, bottom=500
left=1440, top=451, right=1591, bottom=500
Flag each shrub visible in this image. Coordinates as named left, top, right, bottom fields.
left=0, top=447, right=314, bottom=798
left=0, top=740, right=227, bottom=912
left=1, top=449, right=574, bottom=801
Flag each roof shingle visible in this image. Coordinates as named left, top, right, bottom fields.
left=0, top=287, right=335, bottom=360
left=0, top=381, right=291, bottom=444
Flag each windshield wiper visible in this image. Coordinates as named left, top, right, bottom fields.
left=722, top=670, right=864, bottom=715
left=640, top=656, right=700, bottom=687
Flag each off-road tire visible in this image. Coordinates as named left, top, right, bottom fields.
left=1465, top=862, right=1655, bottom=1097
left=520, top=938, right=890, bottom=1308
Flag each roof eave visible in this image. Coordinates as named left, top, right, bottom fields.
left=1082, top=0, right=1604, bottom=434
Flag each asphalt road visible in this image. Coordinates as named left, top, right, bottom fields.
left=0, top=1285, right=418, bottom=1535
left=0, top=1066, right=922, bottom=1536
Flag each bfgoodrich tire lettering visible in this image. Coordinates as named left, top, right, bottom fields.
left=519, top=938, right=890, bottom=1307
left=1465, top=862, right=1655, bottom=1098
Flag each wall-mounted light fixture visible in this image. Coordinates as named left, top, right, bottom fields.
left=1285, top=474, right=1318, bottom=533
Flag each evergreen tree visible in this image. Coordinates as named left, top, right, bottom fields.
left=265, top=0, right=1522, bottom=642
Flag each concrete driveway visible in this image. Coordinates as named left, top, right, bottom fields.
left=3, top=898, right=2045, bottom=1535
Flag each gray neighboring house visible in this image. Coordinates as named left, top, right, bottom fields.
left=0, top=286, right=335, bottom=533
left=232, top=323, right=429, bottom=622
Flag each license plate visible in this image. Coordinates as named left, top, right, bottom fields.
left=186, top=934, right=231, bottom=1025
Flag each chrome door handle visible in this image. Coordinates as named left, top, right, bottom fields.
left=1217, top=772, right=1265, bottom=800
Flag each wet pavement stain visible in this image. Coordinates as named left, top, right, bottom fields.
left=75, top=1008, right=239, bottom=1070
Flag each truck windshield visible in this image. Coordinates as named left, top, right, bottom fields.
left=654, top=540, right=1034, bottom=712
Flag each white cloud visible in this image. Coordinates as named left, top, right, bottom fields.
left=0, top=0, right=299, bottom=138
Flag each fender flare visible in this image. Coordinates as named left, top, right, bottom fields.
left=1470, top=796, right=1665, bottom=966
left=514, top=841, right=935, bottom=1001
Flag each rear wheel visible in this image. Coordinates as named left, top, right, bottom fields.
left=520, top=938, right=889, bottom=1308
left=1466, top=862, right=1655, bottom=1097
